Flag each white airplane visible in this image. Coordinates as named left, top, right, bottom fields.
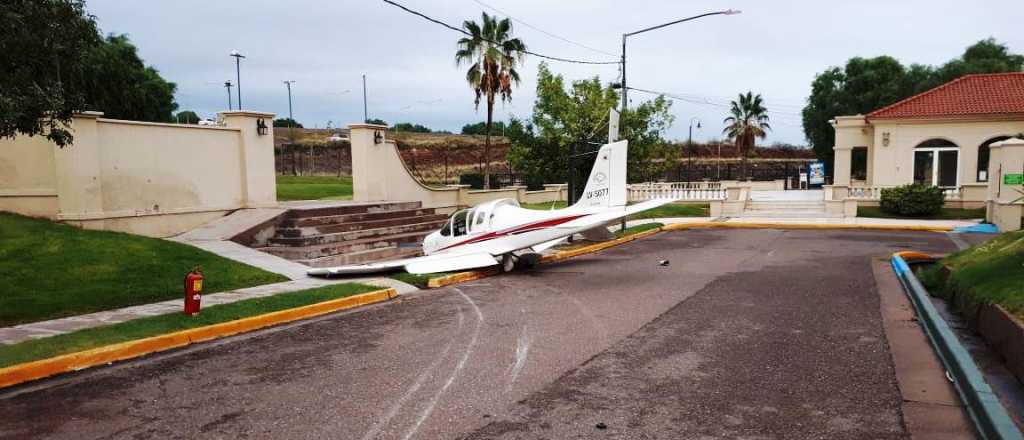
left=307, top=139, right=675, bottom=276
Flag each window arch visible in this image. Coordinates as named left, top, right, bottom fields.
left=977, top=136, right=1011, bottom=182
left=913, top=139, right=959, bottom=188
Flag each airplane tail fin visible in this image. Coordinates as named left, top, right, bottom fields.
left=571, top=140, right=628, bottom=209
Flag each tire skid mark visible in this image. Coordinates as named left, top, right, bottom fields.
left=505, top=323, right=530, bottom=393
left=400, top=288, right=484, bottom=440
left=359, top=303, right=464, bottom=440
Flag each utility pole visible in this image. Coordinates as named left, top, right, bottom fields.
left=283, top=80, right=296, bottom=141
left=230, top=50, right=245, bottom=109
left=688, top=117, right=701, bottom=181
left=224, top=81, right=233, bottom=110
left=362, top=74, right=368, bottom=123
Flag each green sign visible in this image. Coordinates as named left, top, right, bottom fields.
left=1005, top=174, right=1024, bottom=185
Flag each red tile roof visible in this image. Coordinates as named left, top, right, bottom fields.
left=867, top=72, right=1024, bottom=120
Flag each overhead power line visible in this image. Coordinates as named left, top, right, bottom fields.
left=381, top=0, right=621, bottom=65
left=469, top=0, right=619, bottom=57
left=628, top=86, right=804, bottom=117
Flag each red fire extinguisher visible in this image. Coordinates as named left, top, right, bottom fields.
left=184, top=266, right=204, bottom=316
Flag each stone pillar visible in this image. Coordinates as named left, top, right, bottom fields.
left=220, top=111, right=277, bottom=207
left=987, top=138, right=1024, bottom=231
left=53, top=112, right=104, bottom=220
left=349, top=123, right=390, bottom=202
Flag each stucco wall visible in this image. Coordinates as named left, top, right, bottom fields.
left=0, top=133, right=59, bottom=217
left=350, top=124, right=566, bottom=210
left=0, top=111, right=277, bottom=237
left=95, top=120, right=244, bottom=216
left=832, top=115, right=1024, bottom=205
left=869, top=119, right=1024, bottom=187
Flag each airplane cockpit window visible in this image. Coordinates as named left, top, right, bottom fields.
left=452, top=210, right=469, bottom=236
left=440, top=217, right=452, bottom=236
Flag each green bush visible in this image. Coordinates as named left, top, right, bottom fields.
left=879, top=184, right=945, bottom=216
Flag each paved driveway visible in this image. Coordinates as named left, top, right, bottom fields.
left=0, top=229, right=957, bottom=439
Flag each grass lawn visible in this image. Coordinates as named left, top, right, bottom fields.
left=0, top=283, right=379, bottom=368
left=0, top=213, right=288, bottom=326
left=919, top=230, right=1024, bottom=320
left=520, top=201, right=710, bottom=220
left=857, top=206, right=986, bottom=220
left=276, top=175, right=353, bottom=201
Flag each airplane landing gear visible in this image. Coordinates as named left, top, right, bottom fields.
left=501, top=254, right=516, bottom=273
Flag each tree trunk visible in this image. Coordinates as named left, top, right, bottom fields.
left=483, top=93, right=495, bottom=189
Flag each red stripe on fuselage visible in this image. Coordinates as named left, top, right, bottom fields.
left=436, top=214, right=586, bottom=252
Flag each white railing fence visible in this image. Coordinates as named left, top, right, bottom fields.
left=847, top=186, right=962, bottom=200
left=627, top=182, right=727, bottom=201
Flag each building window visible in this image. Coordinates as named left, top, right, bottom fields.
left=977, top=136, right=1010, bottom=182
left=851, top=147, right=868, bottom=181
left=913, top=139, right=959, bottom=188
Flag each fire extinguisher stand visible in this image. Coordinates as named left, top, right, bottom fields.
left=184, top=266, right=204, bottom=316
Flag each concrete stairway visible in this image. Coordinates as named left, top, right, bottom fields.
left=739, top=200, right=841, bottom=218
left=258, top=202, right=448, bottom=268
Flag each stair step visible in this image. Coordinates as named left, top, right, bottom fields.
left=298, top=246, right=424, bottom=268
left=259, top=231, right=430, bottom=260
left=269, top=220, right=446, bottom=246
left=281, top=208, right=441, bottom=228
left=738, top=212, right=842, bottom=218
left=285, top=201, right=423, bottom=219
left=278, top=214, right=448, bottom=237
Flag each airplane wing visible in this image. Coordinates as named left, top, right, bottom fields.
left=307, top=251, right=498, bottom=277
left=530, top=237, right=567, bottom=253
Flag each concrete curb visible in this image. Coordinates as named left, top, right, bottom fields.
left=663, top=221, right=954, bottom=233
left=0, top=288, right=398, bottom=389
left=891, top=253, right=1022, bottom=440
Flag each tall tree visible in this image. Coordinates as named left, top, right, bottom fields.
left=803, top=39, right=1024, bottom=172
left=508, top=63, right=673, bottom=186
left=723, top=92, right=771, bottom=180
left=455, top=12, right=526, bottom=189
left=82, top=34, right=177, bottom=122
left=0, top=0, right=100, bottom=147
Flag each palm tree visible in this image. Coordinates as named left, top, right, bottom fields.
left=722, top=92, right=771, bottom=180
left=455, top=12, right=526, bottom=189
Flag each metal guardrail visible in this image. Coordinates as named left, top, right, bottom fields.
left=890, top=253, right=1023, bottom=440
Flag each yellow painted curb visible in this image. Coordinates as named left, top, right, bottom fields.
left=661, top=221, right=954, bottom=233
left=427, top=268, right=499, bottom=288
left=893, top=250, right=935, bottom=262
left=0, top=288, right=398, bottom=389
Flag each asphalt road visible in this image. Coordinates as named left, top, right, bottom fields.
left=0, top=228, right=958, bottom=439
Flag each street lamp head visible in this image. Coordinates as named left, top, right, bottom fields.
left=229, top=50, right=245, bottom=58
left=723, top=9, right=741, bottom=15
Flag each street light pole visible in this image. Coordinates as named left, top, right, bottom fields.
left=362, top=74, right=368, bottom=123
left=688, top=117, right=701, bottom=181
left=230, top=50, right=245, bottom=109
left=618, top=9, right=741, bottom=129
left=224, top=81, right=233, bottom=110
left=283, top=80, right=296, bottom=140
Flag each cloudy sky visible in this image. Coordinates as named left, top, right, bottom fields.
left=87, top=0, right=1021, bottom=145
